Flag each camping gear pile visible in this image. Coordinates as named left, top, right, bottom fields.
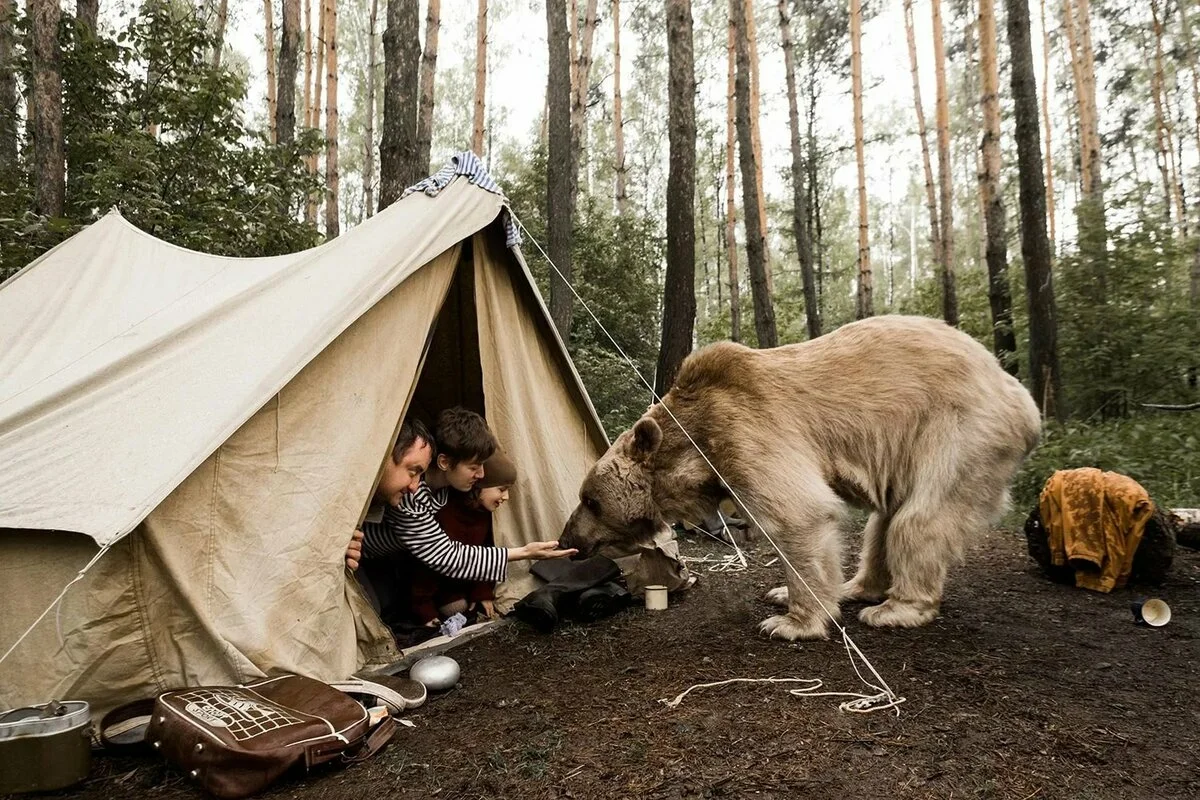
left=1023, top=468, right=1177, bottom=590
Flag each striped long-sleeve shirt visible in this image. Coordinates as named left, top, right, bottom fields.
left=361, top=479, right=508, bottom=582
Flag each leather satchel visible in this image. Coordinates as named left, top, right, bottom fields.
left=101, top=675, right=402, bottom=799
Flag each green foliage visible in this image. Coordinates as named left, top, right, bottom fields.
left=1054, top=203, right=1199, bottom=417
left=498, top=145, right=663, bottom=438
left=1013, top=414, right=1200, bottom=513
left=1, top=0, right=322, bottom=280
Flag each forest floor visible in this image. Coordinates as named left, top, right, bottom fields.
left=51, top=527, right=1200, bottom=800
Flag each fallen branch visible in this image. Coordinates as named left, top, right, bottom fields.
left=1140, top=402, right=1200, bottom=411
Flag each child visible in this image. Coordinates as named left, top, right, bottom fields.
left=402, top=449, right=518, bottom=626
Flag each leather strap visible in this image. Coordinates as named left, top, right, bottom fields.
left=329, top=678, right=424, bottom=713
left=98, top=698, right=157, bottom=752
left=342, top=715, right=397, bottom=763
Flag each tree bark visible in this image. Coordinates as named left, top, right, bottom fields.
left=265, top=0, right=279, bottom=143
left=1178, top=0, right=1200, bottom=214
left=572, top=0, right=599, bottom=169
left=1006, top=0, right=1064, bottom=420
left=307, top=0, right=325, bottom=223
left=472, top=0, right=487, bottom=155
left=744, top=0, right=770, bottom=294
left=379, top=0, right=421, bottom=209
left=733, top=0, right=776, bottom=347
left=325, top=0, right=339, bottom=236
left=657, top=0, right=696, bottom=395
left=851, top=0, right=872, bottom=319
left=417, top=0, right=440, bottom=176
left=903, top=0, right=941, bottom=283
left=278, top=0, right=301, bottom=145
left=979, top=0, right=1017, bottom=373
left=779, top=0, right=818, bottom=339
left=1039, top=0, right=1055, bottom=248
left=931, top=0, right=957, bottom=326
left=546, top=0, right=577, bottom=341
left=725, top=0, right=740, bottom=343
left=612, top=0, right=627, bottom=214
left=1150, top=1, right=1185, bottom=231
left=303, top=0, right=312, bottom=132
left=213, top=0, right=230, bottom=68
left=31, top=0, right=64, bottom=218
left=364, top=0, right=379, bottom=216
left=77, top=0, right=97, bottom=34
left=0, top=0, right=16, bottom=188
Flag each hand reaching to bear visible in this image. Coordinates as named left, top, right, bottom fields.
left=509, top=540, right=578, bottom=562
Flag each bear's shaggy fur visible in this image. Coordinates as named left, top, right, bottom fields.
left=559, top=316, right=1042, bottom=640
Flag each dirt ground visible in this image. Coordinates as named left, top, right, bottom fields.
left=51, top=528, right=1200, bottom=800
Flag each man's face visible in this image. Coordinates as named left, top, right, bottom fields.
left=377, top=437, right=433, bottom=506
left=440, top=454, right=486, bottom=492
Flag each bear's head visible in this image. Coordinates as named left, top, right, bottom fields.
left=559, top=417, right=666, bottom=556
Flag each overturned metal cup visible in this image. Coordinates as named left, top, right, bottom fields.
left=1130, top=597, right=1172, bottom=627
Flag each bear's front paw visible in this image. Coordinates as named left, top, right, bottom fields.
left=758, top=614, right=830, bottom=641
left=764, top=586, right=789, bottom=607
left=858, top=599, right=938, bottom=628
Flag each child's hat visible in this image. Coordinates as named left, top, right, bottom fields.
left=479, top=450, right=517, bottom=489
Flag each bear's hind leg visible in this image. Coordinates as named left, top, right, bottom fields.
left=858, top=499, right=979, bottom=628
left=759, top=512, right=843, bottom=641
left=840, top=511, right=891, bottom=603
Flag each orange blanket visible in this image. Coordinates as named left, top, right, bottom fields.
left=1039, top=468, right=1155, bottom=592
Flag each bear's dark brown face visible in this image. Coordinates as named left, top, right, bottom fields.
left=559, top=418, right=664, bottom=556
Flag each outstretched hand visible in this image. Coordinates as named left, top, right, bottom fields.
left=521, top=540, right=578, bottom=561
left=345, top=528, right=364, bottom=571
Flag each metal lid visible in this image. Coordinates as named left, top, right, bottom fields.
left=0, top=701, right=90, bottom=739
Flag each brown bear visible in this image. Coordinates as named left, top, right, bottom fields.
left=559, top=315, right=1042, bottom=640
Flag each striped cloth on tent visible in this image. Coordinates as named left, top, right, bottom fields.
left=403, top=151, right=522, bottom=248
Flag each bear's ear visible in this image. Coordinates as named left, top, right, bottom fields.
left=631, top=417, right=662, bottom=461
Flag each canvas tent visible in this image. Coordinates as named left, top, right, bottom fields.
left=0, top=157, right=616, bottom=716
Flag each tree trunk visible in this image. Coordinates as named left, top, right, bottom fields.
left=851, top=0, right=872, bottom=319
left=744, top=0, right=770, bottom=294
left=265, top=0, right=279, bottom=143
left=417, top=0, right=440, bottom=176
left=0, top=0, right=16, bottom=189
left=1063, top=0, right=1106, bottom=273
left=472, top=0, right=486, bottom=155
left=325, top=0, right=339, bottom=236
left=725, top=0, right=740, bottom=343
left=931, top=0, right=957, bottom=326
left=657, top=0, right=696, bottom=395
left=307, top=0, right=325, bottom=223
left=572, top=0, right=599, bottom=169
left=278, top=0, right=301, bottom=145
left=77, top=0, right=97, bottom=34
left=1178, top=0, right=1200, bottom=217
left=1039, top=0, right=1055, bottom=249
left=31, top=0, right=64, bottom=218
left=979, top=0, right=1017, bottom=373
left=779, top=0, right=818, bottom=339
left=1150, top=1, right=1185, bottom=231
left=364, top=0, right=378, bottom=216
left=732, top=0, right=776, bottom=348
left=903, top=0, right=941, bottom=281
left=1148, top=8, right=1174, bottom=224
left=213, top=0, right=230, bottom=68
left=546, top=0, right=577, bottom=341
left=612, top=0, right=627, bottom=214
left=304, top=0, right=312, bottom=132
left=379, top=0, right=421, bottom=210
left=1006, top=0, right=1064, bottom=420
